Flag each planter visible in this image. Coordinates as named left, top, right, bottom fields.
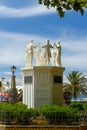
left=0, top=124, right=87, bottom=130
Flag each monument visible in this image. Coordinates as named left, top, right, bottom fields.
left=21, top=39, right=65, bottom=108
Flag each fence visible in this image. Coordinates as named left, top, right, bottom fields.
left=0, top=110, right=87, bottom=126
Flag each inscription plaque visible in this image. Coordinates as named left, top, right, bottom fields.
left=24, top=76, right=32, bottom=84
left=54, top=75, right=62, bottom=83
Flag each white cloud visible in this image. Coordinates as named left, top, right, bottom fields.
left=3, top=71, right=11, bottom=75
left=61, top=38, right=87, bottom=70
left=62, top=54, right=87, bottom=69
left=0, top=31, right=47, bottom=66
left=0, top=5, right=55, bottom=18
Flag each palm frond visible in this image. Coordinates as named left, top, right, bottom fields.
left=64, top=71, right=87, bottom=98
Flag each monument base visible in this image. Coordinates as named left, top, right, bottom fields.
left=21, top=66, right=65, bottom=108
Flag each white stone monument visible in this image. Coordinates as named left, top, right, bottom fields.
left=21, top=40, right=65, bottom=108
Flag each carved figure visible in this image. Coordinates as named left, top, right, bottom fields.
left=25, top=39, right=62, bottom=67
left=51, top=43, right=57, bottom=66
left=35, top=43, right=42, bottom=66
left=25, top=40, right=38, bottom=67
left=25, top=46, right=29, bottom=67
left=42, top=39, right=53, bottom=65
left=35, top=43, right=47, bottom=66
left=55, top=41, right=62, bottom=67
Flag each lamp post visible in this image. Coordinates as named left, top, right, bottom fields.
left=9, top=65, right=18, bottom=104
left=11, top=65, right=16, bottom=89
left=11, top=65, right=16, bottom=76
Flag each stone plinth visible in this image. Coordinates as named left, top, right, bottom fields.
left=21, top=66, right=65, bottom=108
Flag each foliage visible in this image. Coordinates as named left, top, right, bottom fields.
left=12, top=102, right=35, bottom=124
left=40, top=104, right=79, bottom=124
left=12, top=108, right=39, bottom=124
left=0, top=102, right=12, bottom=111
left=0, top=102, right=87, bottom=125
left=63, top=71, right=87, bottom=99
left=0, top=81, right=2, bottom=90
left=0, top=81, right=2, bottom=86
left=12, top=102, right=28, bottom=111
left=83, top=103, right=87, bottom=110
left=0, top=102, right=14, bottom=124
left=38, top=0, right=87, bottom=17
left=0, top=102, right=39, bottom=124
left=69, top=102, right=85, bottom=111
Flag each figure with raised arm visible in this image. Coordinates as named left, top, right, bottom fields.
left=25, top=40, right=39, bottom=67
left=42, top=39, right=53, bottom=66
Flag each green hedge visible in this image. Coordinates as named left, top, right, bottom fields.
left=40, top=104, right=82, bottom=125
left=0, top=102, right=39, bottom=124
left=0, top=102, right=87, bottom=125
left=69, top=102, right=85, bottom=111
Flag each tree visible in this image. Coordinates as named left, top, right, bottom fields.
left=38, top=0, right=87, bottom=17
left=63, top=71, right=87, bottom=98
left=0, top=81, right=4, bottom=92
left=0, top=81, right=2, bottom=90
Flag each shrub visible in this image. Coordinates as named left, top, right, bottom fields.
left=83, top=103, right=87, bottom=110
left=69, top=102, right=85, bottom=111
left=0, top=102, right=86, bottom=125
left=0, top=102, right=14, bottom=124
left=0, top=102, right=39, bottom=124
left=12, top=102, right=39, bottom=124
left=40, top=104, right=80, bottom=125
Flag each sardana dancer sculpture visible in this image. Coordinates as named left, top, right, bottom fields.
left=25, top=39, right=62, bottom=67
left=22, top=40, right=64, bottom=108
left=54, top=41, right=62, bottom=67
left=25, top=40, right=39, bottom=67
left=42, top=39, right=53, bottom=66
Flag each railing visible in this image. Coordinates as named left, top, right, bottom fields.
left=0, top=110, right=87, bottom=126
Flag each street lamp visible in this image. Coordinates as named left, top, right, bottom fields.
left=11, top=65, right=16, bottom=76
left=9, top=65, right=18, bottom=104
left=10, top=65, right=16, bottom=89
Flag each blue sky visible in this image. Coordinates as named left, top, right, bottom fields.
left=0, top=0, right=87, bottom=85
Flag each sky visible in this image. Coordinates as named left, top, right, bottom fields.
left=0, top=0, right=87, bottom=85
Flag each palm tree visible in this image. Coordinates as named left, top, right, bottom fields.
left=63, top=71, right=87, bottom=99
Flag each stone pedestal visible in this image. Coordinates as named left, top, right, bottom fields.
left=21, top=66, right=65, bottom=108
